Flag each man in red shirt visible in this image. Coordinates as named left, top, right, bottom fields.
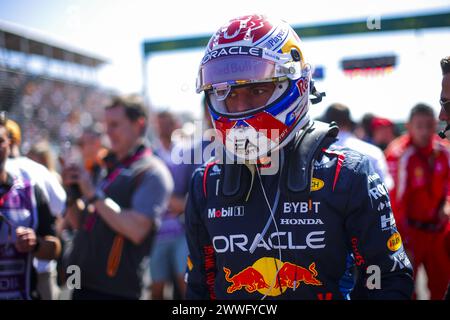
left=386, top=104, right=450, bottom=299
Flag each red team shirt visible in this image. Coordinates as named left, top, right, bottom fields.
left=386, top=134, right=450, bottom=230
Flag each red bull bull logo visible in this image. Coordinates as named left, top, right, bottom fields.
left=224, top=257, right=322, bottom=297
left=223, top=267, right=269, bottom=293
left=274, top=262, right=322, bottom=289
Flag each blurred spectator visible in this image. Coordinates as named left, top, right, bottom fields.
left=149, top=111, right=189, bottom=300
left=5, top=118, right=66, bottom=300
left=27, top=140, right=62, bottom=182
left=319, top=103, right=393, bottom=189
left=354, top=112, right=375, bottom=143
left=62, top=95, right=173, bottom=300
left=371, top=117, right=397, bottom=151
left=0, top=112, right=61, bottom=300
left=5, top=119, right=66, bottom=216
left=77, top=127, right=108, bottom=185
left=26, top=139, right=69, bottom=297
left=4, top=116, right=22, bottom=158
left=385, top=103, right=450, bottom=300
left=170, top=96, right=219, bottom=170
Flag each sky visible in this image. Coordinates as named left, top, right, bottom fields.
left=0, top=0, right=449, bottom=121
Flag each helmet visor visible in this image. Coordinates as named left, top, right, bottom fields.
left=197, top=55, right=278, bottom=93
left=206, top=80, right=290, bottom=117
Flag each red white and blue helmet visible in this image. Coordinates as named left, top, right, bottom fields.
left=197, top=14, right=320, bottom=161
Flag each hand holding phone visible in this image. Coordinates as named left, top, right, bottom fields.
left=60, top=141, right=82, bottom=204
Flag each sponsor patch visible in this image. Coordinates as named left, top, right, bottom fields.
left=311, top=178, right=324, bottom=192
left=208, top=206, right=245, bottom=219
left=387, top=232, right=402, bottom=252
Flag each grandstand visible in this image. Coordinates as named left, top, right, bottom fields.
left=0, top=20, right=114, bottom=152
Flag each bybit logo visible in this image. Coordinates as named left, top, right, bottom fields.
left=283, top=201, right=320, bottom=214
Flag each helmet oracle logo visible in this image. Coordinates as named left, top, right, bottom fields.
left=216, top=15, right=272, bottom=46
left=310, top=178, right=324, bottom=192
left=387, top=232, right=402, bottom=252
left=224, top=258, right=322, bottom=297
left=201, top=46, right=262, bottom=64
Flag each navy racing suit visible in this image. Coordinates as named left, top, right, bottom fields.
left=185, top=122, right=414, bottom=300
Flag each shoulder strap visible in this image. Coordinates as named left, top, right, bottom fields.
left=220, top=161, right=253, bottom=203
left=130, top=156, right=155, bottom=192
left=281, top=121, right=339, bottom=198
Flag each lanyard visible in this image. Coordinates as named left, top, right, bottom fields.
left=100, top=148, right=152, bottom=192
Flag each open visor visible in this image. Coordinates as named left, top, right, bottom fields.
left=205, top=79, right=290, bottom=116
left=197, top=55, right=278, bottom=93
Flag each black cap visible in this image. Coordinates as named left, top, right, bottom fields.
left=319, top=103, right=355, bottom=128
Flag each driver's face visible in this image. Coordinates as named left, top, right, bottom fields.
left=408, top=113, right=436, bottom=148
left=225, top=82, right=276, bottom=114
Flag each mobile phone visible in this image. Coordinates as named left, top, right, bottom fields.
left=61, top=140, right=82, bottom=204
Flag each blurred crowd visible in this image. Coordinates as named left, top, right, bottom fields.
left=0, top=56, right=449, bottom=300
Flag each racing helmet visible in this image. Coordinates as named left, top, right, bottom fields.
left=196, top=14, right=324, bottom=161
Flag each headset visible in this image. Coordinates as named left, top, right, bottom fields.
left=438, top=124, right=450, bottom=139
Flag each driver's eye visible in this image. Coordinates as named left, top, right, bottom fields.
left=252, top=88, right=265, bottom=95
